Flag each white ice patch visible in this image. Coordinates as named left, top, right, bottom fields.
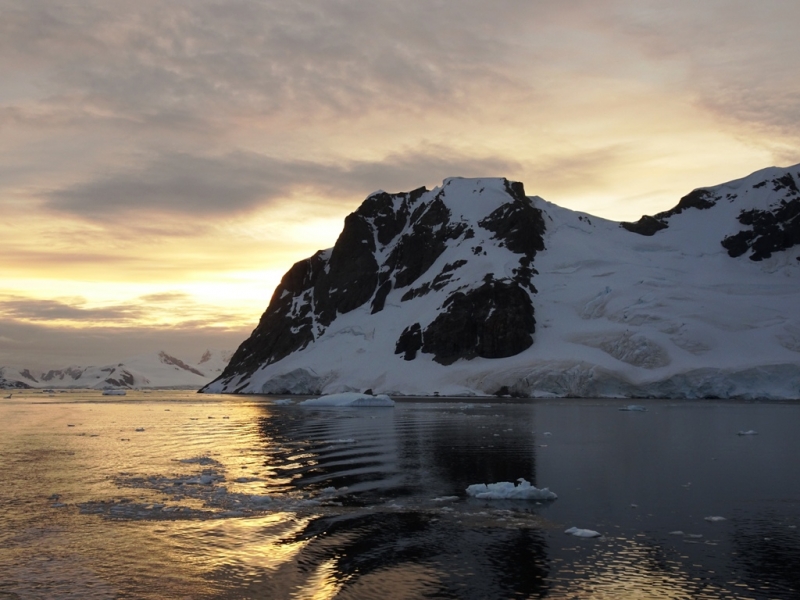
left=619, top=405, right=647, bottom=412
left=705, top=516, right=727, bottom=522
left=737, top=430, right=758, bottom=436
left=465, top=478, right=557, bottom=501
left=300, top=392, right=395, bottom=407
left=565, top=527, right=602, bottom=538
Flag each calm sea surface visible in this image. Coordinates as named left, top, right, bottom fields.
left=1, top=391, right=799, bottom=599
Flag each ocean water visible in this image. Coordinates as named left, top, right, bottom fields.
left=1, top=391, right=799, bottom=599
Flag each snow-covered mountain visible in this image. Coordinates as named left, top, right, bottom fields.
left=203, top=164, right=800, bottom=399
left=0, top=349, right=232, bottom=390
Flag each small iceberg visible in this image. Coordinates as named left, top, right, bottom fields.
left=300, top=392, right=395, bottom=407
left=704, top=516, right=727, bottom=522
left=737, top=430, right=758, bottom=436
left=465, top=478, right=557, bottom=501
left=565, top=527, right=602, bottom=538
left=619, top=405, right=647, bottom=412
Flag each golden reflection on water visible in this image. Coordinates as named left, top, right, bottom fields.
left=291, top=557, right=348, bottom=600
left=545, top=537, right=730, bottom=599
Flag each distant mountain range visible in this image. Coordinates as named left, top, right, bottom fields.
left=203, top=163, right=800, bottom=399
left=0, top=349, right=232, bottom=390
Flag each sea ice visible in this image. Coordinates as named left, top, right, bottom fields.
left=737, top=430, right=758, bottom=436
left=565, top=527, right=601, bottom=538
left=619, top=405, right=647, bottom=411
left=705, top=516, right=727, bottom=522
left=300, top=392, right=395, bottom=407
left=465, top=478, right=557, bottom=500
left=272, top=399, right=293, bottom=405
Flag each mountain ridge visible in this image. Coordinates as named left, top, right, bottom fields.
left=201, top=165, right=798, bottom=398
left=204, top=164, right=800, bottom=398
left=0, top=349, right=232, bottom=390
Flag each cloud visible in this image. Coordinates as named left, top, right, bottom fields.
left=0, top=296, right=145, bottom=323
left=602, top=1, right=800, bottom=144
left=44, top=147, right=523, bottom=219
left=0, top=0, right=544, bottom=128
left=0, top=291, right=248, bottom=329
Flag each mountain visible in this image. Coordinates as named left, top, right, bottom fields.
left=0, top=349, right=233, bottom=390
left=202, top=165, right=800, bottom=399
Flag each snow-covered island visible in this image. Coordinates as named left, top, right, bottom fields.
left=0, top=349, right=232, bottom=390
left=202, top=164, right=800, bottom=400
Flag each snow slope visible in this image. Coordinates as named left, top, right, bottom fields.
left=204, top=165, right=800, bottom=399
left=0, top=349, right=233, bottom=390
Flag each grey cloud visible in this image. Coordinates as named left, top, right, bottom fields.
left=0, top=0, right=544, bottom=127
left=603, top=1, right=800, bottom=142
left=45, top=148, right=522, bottom=219
left=137, top=292, right=192, bottom=304
left=0, top=297, right=145, bottom=322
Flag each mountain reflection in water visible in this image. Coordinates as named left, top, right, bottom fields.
left=1, top=392, right=798, bottom=599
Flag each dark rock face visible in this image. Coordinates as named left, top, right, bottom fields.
left=722, top=195, right=800, bottom=260
left=621, top=215, right=669, bottom=236
left=0, top=377, right=31, bottom=390
left=395, top=323, right=423, bottom=361
left=622, top=189, right=720, bottom=236
left=41, top=367, right=85, bottom=381
left=385, top=197, right=468, bottom=290
left=417, top=279, right=536, bottom=365
left=159, top=351, right=204, bottom=376
left=19, top=369, right=38, bottom=383
left=216, top=250, right=327, bottom=381
left=478, top=194, right=545, bottom=262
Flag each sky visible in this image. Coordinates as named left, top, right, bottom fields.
left=2, top=0, right=800, bottom=369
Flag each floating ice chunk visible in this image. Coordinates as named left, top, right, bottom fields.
left=668, top=530, right=684, bottom=535
left=737, top=430, right=758, bottom=436
left=432, top=496, right=459, bottom=503
left=705, top=516, right=727, bottom=522
left=465, top=478, right=557, bottom=501
left=272, top=399, right=294, bottom=405
left=619, top=405, right=647, bottom=412
left=565, top=527, right=601, bottom=538
left=300, top=392, right=395, bottom=407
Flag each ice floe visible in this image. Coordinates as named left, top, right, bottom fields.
left=619, top=405, right=647, bottom=412
left=704, top=516, right=727, bottom=522
left=737, top=429, right=758, bottom=436
left=300, top=392, right=395, bottom=407
left=565, top=527, right=602, bottom=538
left=465, top=478, right=557, bottom=500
